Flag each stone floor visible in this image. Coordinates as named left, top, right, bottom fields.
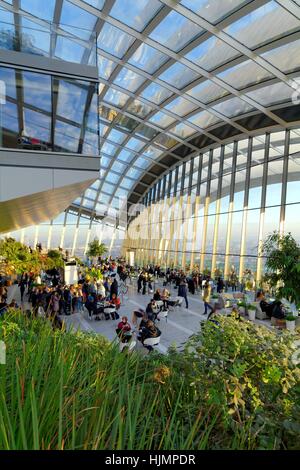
left=8, top=280, right=273, bottom=354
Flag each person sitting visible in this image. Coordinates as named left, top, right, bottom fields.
left=0, top=296, right=8, bottom=317
left=9, top=299, right=19, bottom=309
left=153, top=289, right=161, bottom=301
left=146, top=299, right=159, bottom=321
left=116, top=316, right=132, bottom=343
left=137, top=320, right=161, bottom=347
left=256, top=291, right=274, bottom=318
left=110, top=293, right=121, bottom=311
left=161, top=288, right=170, bottom=310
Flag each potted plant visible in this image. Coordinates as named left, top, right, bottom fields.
left=247, top=304, right=256, bottom=321
left=237, top=300, right=247, bottom=316
left=286, top=313, right=297, bottom=332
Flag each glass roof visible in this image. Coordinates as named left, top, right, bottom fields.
left=1, top=0, right=299, bottom=221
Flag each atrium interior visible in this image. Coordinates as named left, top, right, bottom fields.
left=0, top=0, right=300, bottom=454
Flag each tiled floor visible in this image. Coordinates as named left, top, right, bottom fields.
left=8, top=280, right=274, bottom=354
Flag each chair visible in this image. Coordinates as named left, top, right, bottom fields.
left=119, top=339, right=136, bottom=352
left=174, top=296, right=184, bottom=309
left=143, top=336, right=161, bottom=352
left=157, top=310, right=168, bottom=323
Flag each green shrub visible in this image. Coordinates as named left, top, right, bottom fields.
left=0, top=311, right=299, bottom=450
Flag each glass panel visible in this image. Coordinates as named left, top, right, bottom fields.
left=113, top=67, right=145, bottom=92
left=117, top=149, right=135, bottom=163
left=98, top=23, right=135, bottom=58
left=125, top=137, right=145, bottom=151
left=20, top=0, right=56, bottom=21
left=140, top=82, right=173, bottom=105
left=129, top=43, right=168, bottom=73
left=127, top=99, right=153, bottom=118
left=169, top=123, right=196, bottom=138
left=143, top=146, right=163, bottom=160
left=54, top=120, right=81, bottom=153
left=55, top=36, right=85, bottom=64
left=135, top=124, right=158, bottom=140
left=185, top=36, right=240, bottom=71
left=224, top=1, right=300, bottom=50
left=60, top=0, right=97, bottom=40
left=149, top=111, right=176, bottom=129
left=107, top=128, right=126, bottom=144
left=188, top=110, right=221, bottom=128
left=217, top=60, right=272, bottom=90
left=149, top=10, right=203, bottom=52
left=109, top=0, right=162, bottom=32
left=120, top=177, right=135, bottom=189
left=56, top=79, right=88, bottom=124
left=165, top=96, right=197, bottom=117
left=112, top=160, right=128, bottom=173
left=212, top=97, right=254, bottom=118
left=101, top=142, right=118, bottom=156
left=262, top=39, right=300, bottom=74
left=187, top=80, right=228, bottom=103
left=23, top=71, right=51, bottom=112
left=181, top=0, right=251, bottom=24
left=159, top=63, right=199, bottom=89
left=98, top=56, right=116, bottom=80
left=246, top=82, right=294, bottom=107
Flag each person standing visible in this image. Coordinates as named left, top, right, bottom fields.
left=110, top=277, right=118, bottom=300
left=202, top=281, right=214, bottom=316
left=178, top=277, right=189, bottom=309
left=19, top=279, right=26, bottom=302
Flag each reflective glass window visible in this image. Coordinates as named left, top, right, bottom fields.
left=20, top=0, right=56, bottom=21
left=135, top=124, right=158, bottom=140
left=224, top=1, right=300, bottom=50
left=246, top=82, right=295, bottom=107
left=159, top=63, right=199, bottom=89
left=109, top=0, right=162, bottom=32
left=98, top=56, right=117, bottom=80
left=98, top=23, right=135, bottom=58
left=140, top=83, right=173, bottom=105
left=169, top=123, right=196, bottom=138
left=149, top=111, right=176, bottom=129
left=262, top=39, right=300, bottom=74
left=54, top=120, right=81, bottom=153
left=165, top=96, right=197, bottom=117
left=188, top=110, right=221, bottom=128
left=187, top=80, right=228, bottom=104
left=113, top=68, right=145, bottom=92
left=60, top=0, right=97, bottom=40
left=125, top=138, right=145, bottom=152
left=117, top=149, right=135, bottom=163
left=56, top=79, right=88, bottom=125
left=149, top=10, right=203, bottom=52
left=181, top=0, right=251, bottom=24
left=103, top=88, right=129, bottom=108
left=55, top=36, right=85, bottom=63
left=129, top=43, right=168, bottom=73
left=217, top=60, right=272, bottom=90
left=127, top=99, right=153, bottom=118
left=185, top=36, right=239, bottom=71
left=107, top=129, right=126, bottom=145
left=212, top=97, right=254, bottom=118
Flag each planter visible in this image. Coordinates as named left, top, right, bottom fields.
left=248, top=310, right=256, bottom=321
left=286, top=320, right=296, bottom=332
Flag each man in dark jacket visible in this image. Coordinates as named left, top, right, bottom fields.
left=110, top=278, right=118, bottom=300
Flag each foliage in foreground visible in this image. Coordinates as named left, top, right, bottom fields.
left=262, top=231, right=300, bottom=307
left=0, top=311, right=300, bottom=450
